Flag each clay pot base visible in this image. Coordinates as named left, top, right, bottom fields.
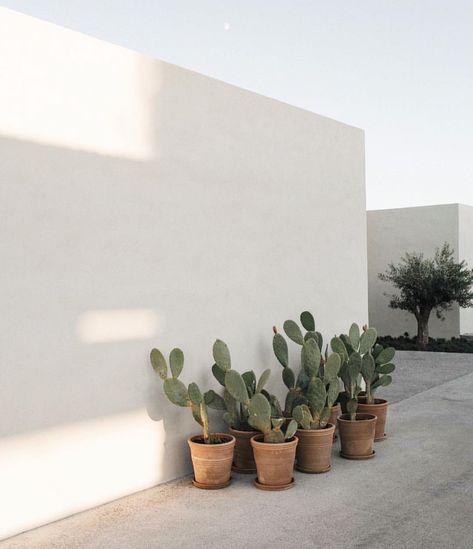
left=192, top=477, right=232, bottom=490
left=296, top=464, right=331, bottom=474
left=231, top=464, right=256, bottom=474
left=253, top=477, right=295, bottom=491
left=339, top=450, right=375, bottom=460
left=374, top=434, right=387, bottom=442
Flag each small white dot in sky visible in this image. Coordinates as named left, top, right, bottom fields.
left=223, top=22, right=230, bottom=31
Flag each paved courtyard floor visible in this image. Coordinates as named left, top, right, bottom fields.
left=3, top=351, right=473, bottom=549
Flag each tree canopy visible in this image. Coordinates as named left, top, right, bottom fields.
left=379, top=243, right=473, bottom=347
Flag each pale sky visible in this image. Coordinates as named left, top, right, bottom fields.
left=1, top=0, right=472, bottom=210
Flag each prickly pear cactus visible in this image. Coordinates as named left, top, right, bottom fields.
left=333, top=323, right=395, bottom=418
left=150, top=346, right=217, bottom=443
left=248, top=393, right=297, bottom=443
left=210, top=339, right=282, bottom=431
left=293, top=346, right=341, bottom=430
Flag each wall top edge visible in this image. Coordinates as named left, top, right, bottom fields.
left=0, top=6, right=364, bottom=134
left=368, top=203, right=473, bottom=214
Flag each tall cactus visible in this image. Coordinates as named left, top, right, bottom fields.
left=150, top=346, right=223, bottom=443
left=293, top=342, right=341, bottom=430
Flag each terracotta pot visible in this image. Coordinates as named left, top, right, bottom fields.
left=251, top=434, right=298, bottom=490
left=356, top=398, right=388, bottom=441
left=188, top=433, right=235, bottom=489
left=229, top=427, right=258, bottom=473
left=295, top=423, right=335, bottom=473
left=337, top=414, right=377, bottom=460
left=329, top=403, right=341, bottom=440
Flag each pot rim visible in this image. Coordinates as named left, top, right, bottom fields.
left=295, top=422, right=335, bottom=434
left=250, top=434, right=298, bottom=447
left=228, top=426, right=259, bottom=435
left=357, top=398, right=388, bottom=406
left=188, top=433, right=236, bottom=446
left=338, top=413, right=377, bottom=423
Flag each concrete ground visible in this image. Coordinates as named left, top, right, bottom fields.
left=3, top=351, right=473, bottom=549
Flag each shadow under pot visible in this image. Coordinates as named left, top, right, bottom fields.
left=329, top=403, right=342, bottom=440
left=228, top=427, right=258, bottom=473
left=295, top=423, right=335, bottom=473
left=250, top=434, right=298, bottom=490
left=356, top=398, right=388, bottom=441
left=337, top=414, right=377, bottom=460
left=188, top=433, right=235, bottom=489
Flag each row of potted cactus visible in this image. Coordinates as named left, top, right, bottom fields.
left=150, top=311, right=395, bottom=490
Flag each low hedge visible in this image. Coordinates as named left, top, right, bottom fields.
left=377, top=334, right=473, bottom=353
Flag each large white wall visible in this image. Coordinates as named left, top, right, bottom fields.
left=459, top=205, right=473, bottom=335
left=367, top=204, right=461, bottom=338
left=0, top=8, right=367, bottom=540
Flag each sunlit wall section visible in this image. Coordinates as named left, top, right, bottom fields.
left=0, top=7, right=367, bottom=540
left=0, top=8, right=156, bottom=159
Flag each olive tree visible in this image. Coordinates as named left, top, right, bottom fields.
left=379, top=243, right=473, bottom=349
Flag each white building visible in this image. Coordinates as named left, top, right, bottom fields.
left=0, top=8, right=367, bottom=539
left=368, top=203, right=473, bottom=339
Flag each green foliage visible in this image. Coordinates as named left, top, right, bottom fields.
left=379, top=243, right=473, bottom=348
left=360, top=343, right=396, bottom=403
left=212, top=340, right=282, bottom=432
left=283, top=320, right=304, bottom=345
left=300, top=311, right=315, bottom=331
left=335, top=323, right=396, bottom=414
left=169, top=348, right=184, bottom=378
left=213, top=339, right=232, bottom=371
left=273, top=333, right=288, bottom=367
left=150, top=346, right=213, bottom=443
left=164, top=378, right=189, bottom=407
left=377, top=334, right=473, bottom=353
left=248, top=393, right=297, bottom=443
left=302, top=338, right=321, bottom=379
left=150, top=348, right=167, bottom=380
left=225, top=369, right=250, bottom=404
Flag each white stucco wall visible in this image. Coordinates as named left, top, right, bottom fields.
left=0, top=9, right=367, bottom=540
left=367, top=204, right=461, bottom=338
left=458, top=205, right=473, bottom=335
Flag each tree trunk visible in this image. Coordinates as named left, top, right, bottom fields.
left=416, top=310, right=431, bottom=350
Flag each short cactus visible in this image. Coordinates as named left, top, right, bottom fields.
left=150, top=346, right=222, bottom=443
left=247, top=393, right=298, bottom=443
left=209, top=339, right=282, bottom=430
left=332, top=323, right=391, bottom=419
left=362, top=342, right=396, bottom=404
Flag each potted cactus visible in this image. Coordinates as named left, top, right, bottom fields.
left=356, top=341, right=395, bottom=441
left=209, top=339, right=279, bottom=473
left=210, top=358, right=298, bottom=490
left=248, top=394, right=298, bottom=490
left=292, top=339, right=341, bottom=473
left=332, top=323, right=377, bottom=460
left=273, top=311, right=341, bottom=433
left=150, top=346, right=235, bottom=489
